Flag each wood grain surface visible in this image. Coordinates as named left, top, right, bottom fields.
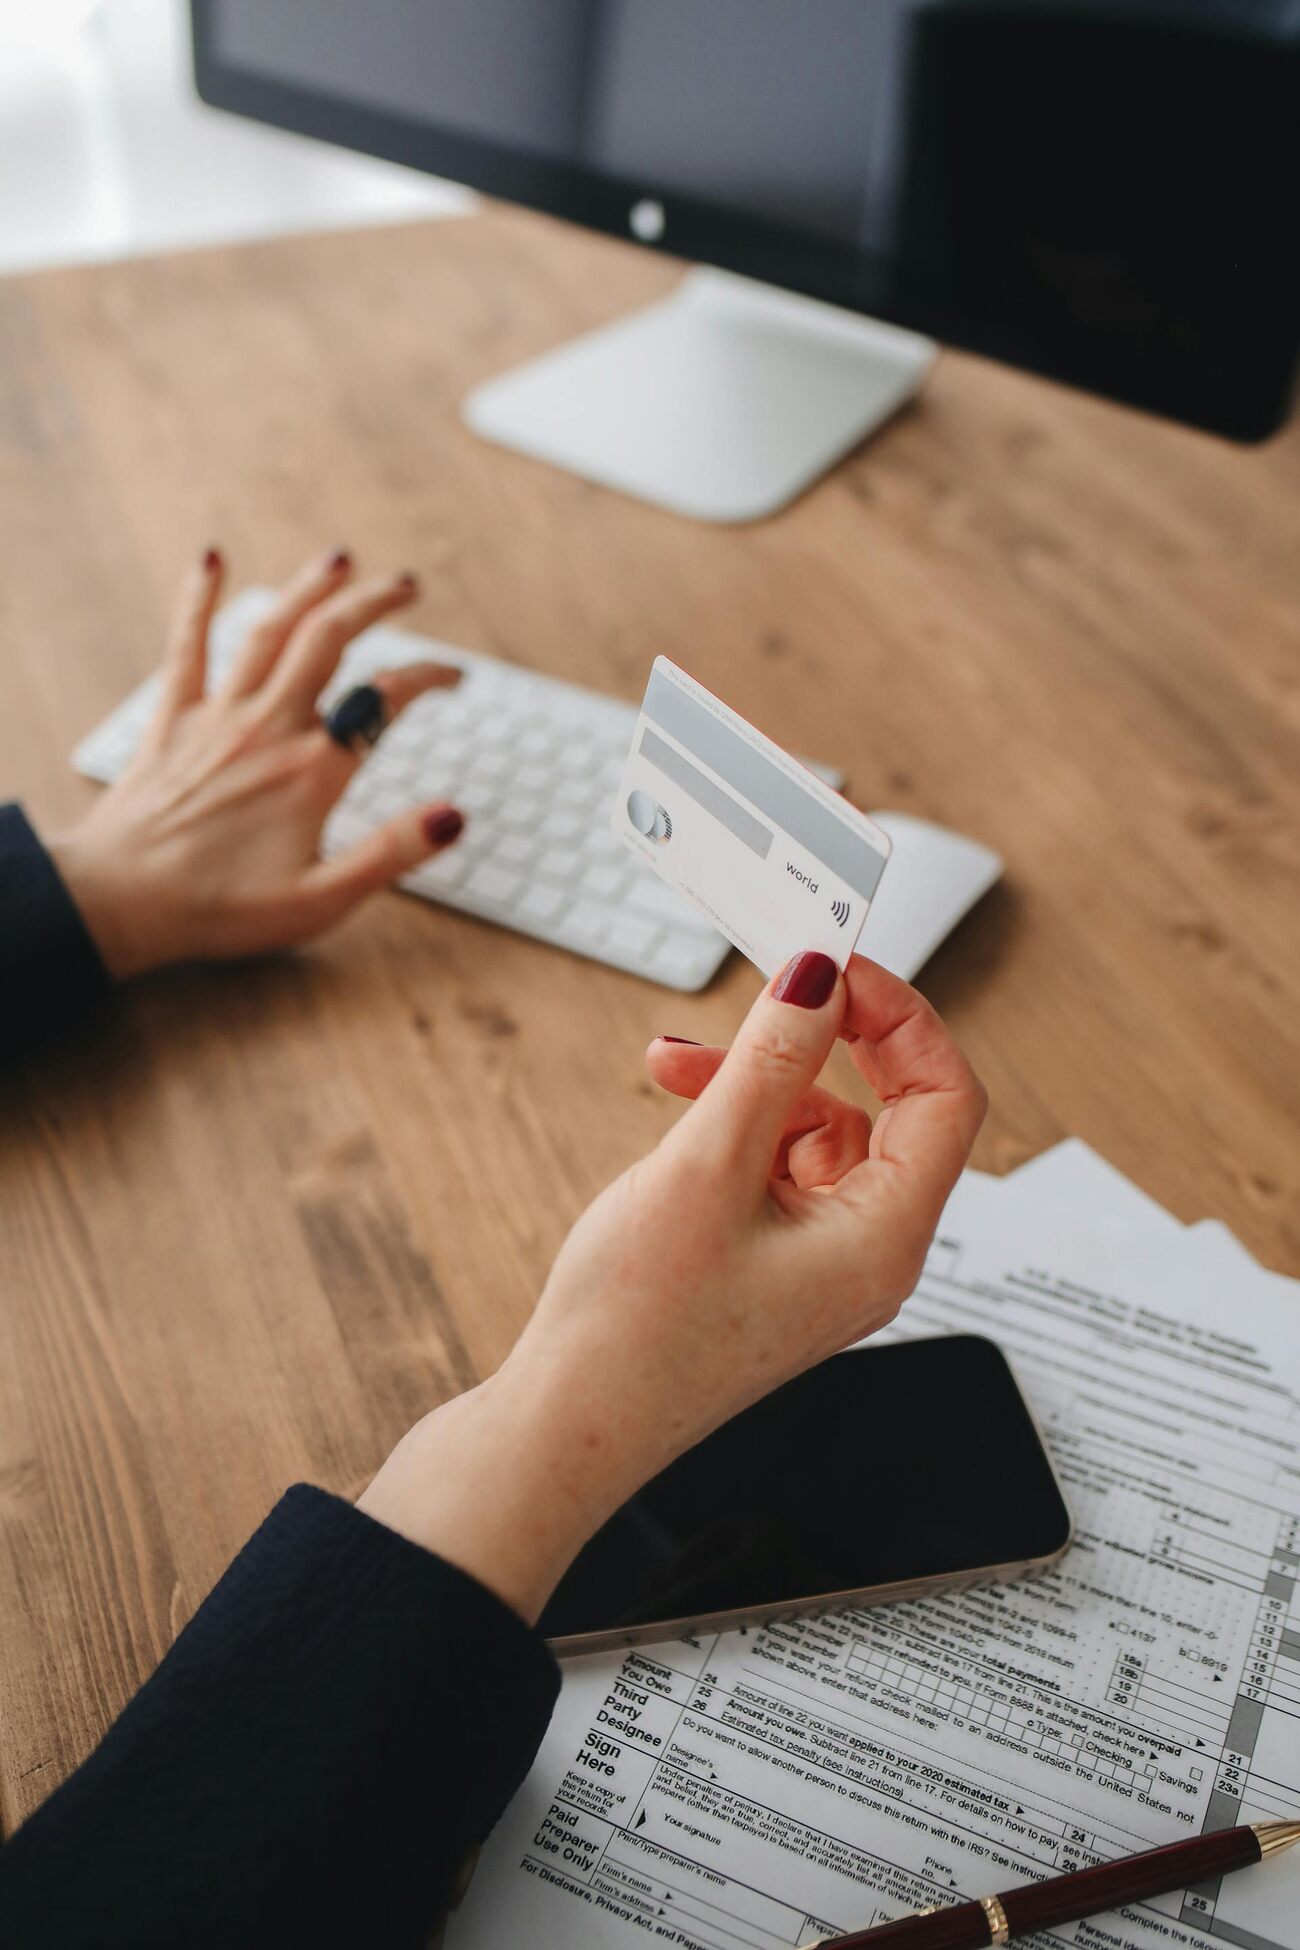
left=0, top=206, right=1297, bottom=1831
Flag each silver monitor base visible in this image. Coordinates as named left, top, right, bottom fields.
left=462, top=268, right=936, bottom=524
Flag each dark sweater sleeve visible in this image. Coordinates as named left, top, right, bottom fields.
left=0, top=1485, right=561, bottom=1949
left=0, top=803, right=111, bottom=1050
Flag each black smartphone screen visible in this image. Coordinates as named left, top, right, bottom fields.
left=539, top=1336, right=1071, bottom=1645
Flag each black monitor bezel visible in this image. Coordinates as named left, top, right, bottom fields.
left=190, top=1, right=904, bottom=327
left=190, top=2, right=1297, bottom=443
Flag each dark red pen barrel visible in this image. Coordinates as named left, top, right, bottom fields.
left=824, top=1828, right=1265, bottom=1949
left=1002, top=1828, right=1262, bottom=1935
left=826, top=1904, right=990, bottom=1950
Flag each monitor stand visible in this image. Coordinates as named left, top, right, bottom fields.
left=462, top=268, right=936, bottom=524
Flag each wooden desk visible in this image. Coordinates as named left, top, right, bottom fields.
left=0, top=208, right=1297, bottom=1830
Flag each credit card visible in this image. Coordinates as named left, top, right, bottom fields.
left=614, top=658, right=891, bottom=977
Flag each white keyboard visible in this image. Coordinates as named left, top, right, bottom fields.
left=72, top=589, right=737, bottom=991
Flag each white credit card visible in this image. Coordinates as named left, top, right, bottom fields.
left=614, top=658, right=891, bottom=977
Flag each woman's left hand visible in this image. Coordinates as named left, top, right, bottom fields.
left=49, top=547, right=466, bottom=979
left=360, top=952, right=986, bottom=1623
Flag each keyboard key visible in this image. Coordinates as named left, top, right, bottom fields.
left=606, top=915, right=659, bottom=959
left=432, top=734, right=471, bottom=766
left=494, top=833, right=535, bottom=867
left=514, top=762, right=552, bottom=794
left=564, top=901, right=610, bottom=945
left=325, top=805, right=369, bottom=848
left=653, top=937, right=714, bottom=985
left=540, top=811, right=582, bottom=843
left=582, top=864, right=626, bottom=901
left=625, top=874, right=717, bottom=935
left=537, top=846, right=579, bottom=883
left=359, top=783, right=405, bottom=819
left=496, top=796, right=544, bottom=834
left=518, top=727, right=556, bottom=758
left=458, top=819, right=498, bottom=858
left=464, top=863, right=524, bottom=907
left=433, top=700, right=471, bottom=731
left=517, top=882, right=566, bottom=924
left=383, top=708, right=427, bottom=743
left=456, top=782, right=498, bottom=814
left=407, top=849, right=467, bottom=890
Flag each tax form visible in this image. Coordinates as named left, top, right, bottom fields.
left=448, top=1163, right=1300, bottom=1950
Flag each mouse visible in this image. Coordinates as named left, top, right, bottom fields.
left=857, top=809, right=1003, bottom=980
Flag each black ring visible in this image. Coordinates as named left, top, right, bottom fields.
left=325, top=683, right=389, bottom=755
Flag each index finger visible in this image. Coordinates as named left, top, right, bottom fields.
left=261, top=573, right=419, bottom=720
left=836, top=955, right=986, bottom=1217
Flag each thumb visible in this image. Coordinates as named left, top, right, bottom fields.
left=670, top=950, right=845, bottom=1190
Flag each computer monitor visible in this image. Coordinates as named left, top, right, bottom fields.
left=192, top=1, right=1298, bottom=521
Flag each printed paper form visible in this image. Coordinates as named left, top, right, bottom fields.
left=448, top=1175, right=1300, bottom=1950
left=1001, top=1140, right=1184, bottom=1244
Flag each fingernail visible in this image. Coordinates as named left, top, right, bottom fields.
left=423, top=806, right=464, bottom=848
left=772, top=950, right=838, bottom=1010
left=202, top=546, right=221, bottom=571
left=395, top=571, right=418, bottom=593
left=660, top=1035, right=700, bottom=1045
left=327, top=547, right=351, bottom=572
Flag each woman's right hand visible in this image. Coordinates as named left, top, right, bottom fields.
left=360, top=952, right=986, bottom=1623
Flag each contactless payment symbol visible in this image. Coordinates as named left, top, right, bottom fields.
left=830, top=898, right=851, bottom=928
left=627, top=789, right=672, bottom=844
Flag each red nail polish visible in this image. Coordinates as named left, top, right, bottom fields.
left=423, top=807, right=464, bottom=848
left=202, top=546, right=221, bottom=571
left=328, top=547, right=351, bottom=572
left=660, top=1035, right=700, bottom=1045
left=772, top=950, right=838, bottom=1010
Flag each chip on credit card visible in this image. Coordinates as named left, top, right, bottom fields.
left=614, top=658, right=891, bottom=978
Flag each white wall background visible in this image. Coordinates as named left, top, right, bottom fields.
left=0, top=0, right=472, bottom=276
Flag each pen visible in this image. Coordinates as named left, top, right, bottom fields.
left=814, top=1819, right=1300, bottom=1949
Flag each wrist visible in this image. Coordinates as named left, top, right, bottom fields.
left=46, top=826, right=152, bottom=981
left=357, top=1362, right=633, bottom=1627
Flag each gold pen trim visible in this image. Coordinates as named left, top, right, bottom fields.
left=978, top=1894, right=1010, bottom=1945
left=1251, top=1819, right=1300, bottom=1860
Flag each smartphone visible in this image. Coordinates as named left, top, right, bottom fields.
left=540, top=1335, right=1071, bottom=1654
